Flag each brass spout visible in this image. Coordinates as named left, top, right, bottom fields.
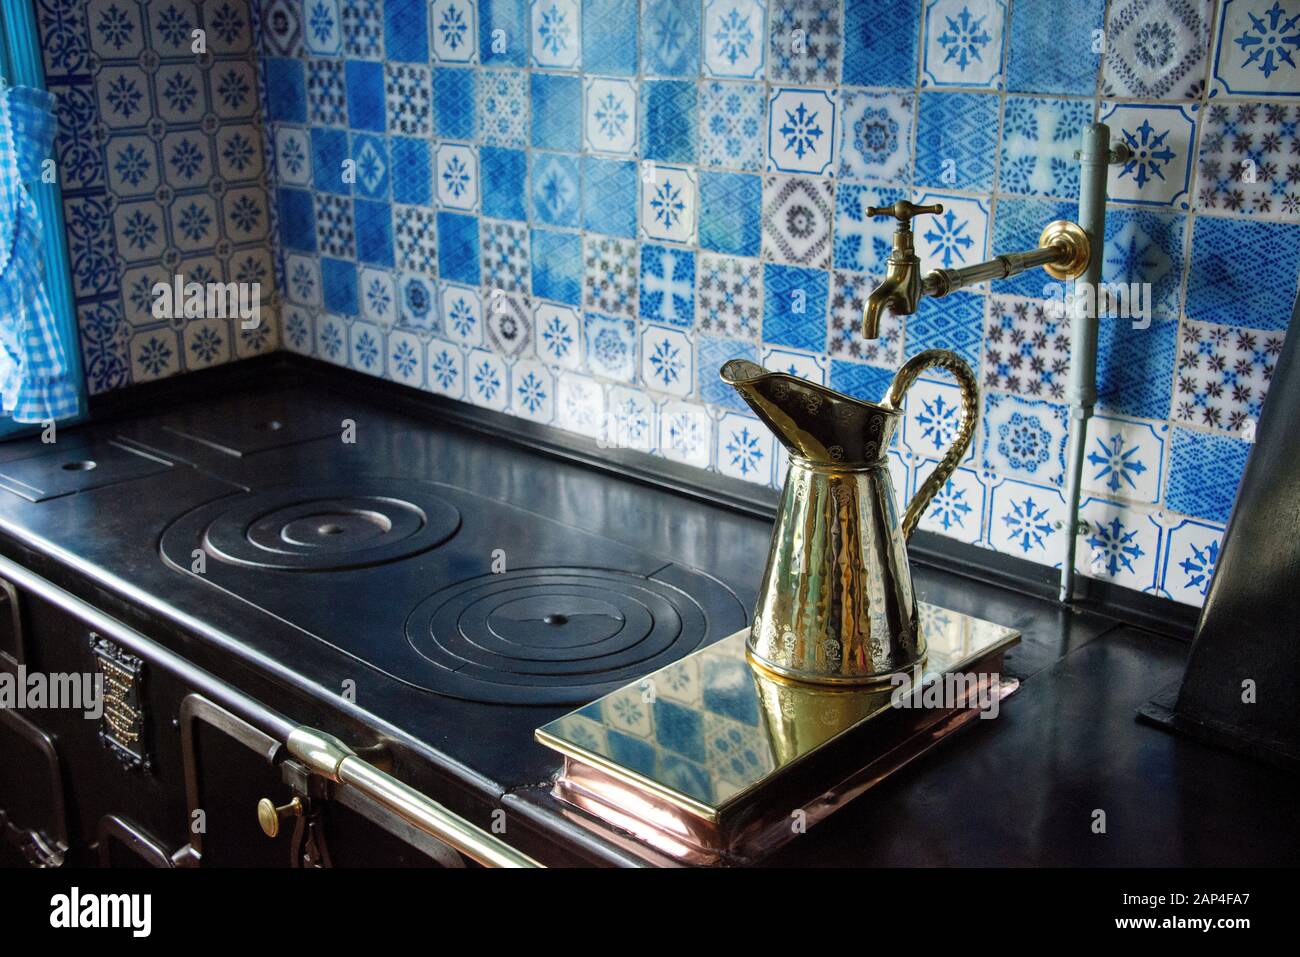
left=862, top=279, right=903, bottom=339
left=861, top=201, right=943, bottom=337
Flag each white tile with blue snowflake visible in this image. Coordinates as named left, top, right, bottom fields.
left=282, top=306, right=315, bottom=355
left=531, top=0, right=581, bottom=68
left=899, top=375, right=976, bottom=464
left=314, top=314, right=348, bottom=365
left=386, top=329, right=425, bottom=386
left=1159, top=517, right=1224, bottom=606
left=348, top=321, right=385, bottom=376
left=838, top=90, right=913, bottom=184
left=431, top=0, right=478, bottom=63
left=915, top=463, right=987, bottom=544
left=1211, top=0, right=1300, bottom=97
left=640, top=323, right=693, bottom=396
left=584, top=78, right=638, bottom=155
left=1081, top=415, right=1167, bottom=505
left=1101, top=102, right=1198, bottom=208
left=607, top=384, right=658, bottom=451
left=1075, top=497, right=1161, bottom=591
left=641, top=164, right=697, bottom=243
left=534, top=302, right=583, bottom=369
left=360, top=266, right=397, bottom=325
left=440, top=281, right=483, bottom=346
left=305, top=0, right=344, bottom=55
left=767, top=88, right=836, bottom=175
left=981, top=392, right=1070, bottom=486
left=274, top=127, right=312, bottom=187
left=659, top=399, right=712, bottom=467
left=715, top=412, right=774, bottom=484
left=921, top=0, right=1008, bottom=89
left=556, top=371, right=606, bottom=438
left=986, top=475, right=1067, bottom=565
left=703, top=0, right=766, bottom=78
left=911, top=191, right=990, bottom=277
left=761, top=347, right=826, bottom=384
left=466, top=346, right=511, bottom=409
left=511, top=357, right=556, bottom=422
left=435, top=143, right=479, bottom=210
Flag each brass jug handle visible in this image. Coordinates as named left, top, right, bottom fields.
left=882, top=349, right=980, bottom=541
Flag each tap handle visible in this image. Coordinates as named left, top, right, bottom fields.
left=865, top=201, right=944, bottom=229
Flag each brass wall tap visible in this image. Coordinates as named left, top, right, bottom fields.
left=861, top=201, right=943, bottom=338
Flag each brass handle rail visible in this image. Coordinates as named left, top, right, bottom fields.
left=287, top=727, right=544, bottom=869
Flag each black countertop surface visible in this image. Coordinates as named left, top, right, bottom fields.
left=0, top=378, right=1295, bottom=867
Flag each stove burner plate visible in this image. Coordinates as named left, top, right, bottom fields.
left=406, top=567, right=720, bottom=704
left=176, top=481, right=462, bottom=571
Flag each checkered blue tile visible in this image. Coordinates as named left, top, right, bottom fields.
left=481, top=146, right=527, bottom=220
left=582, top=157, right=638, bottom=238
left=830, top=361, right=895, bottom=404
left=1006, top=0, right=1105, bottom=95
left=905, top=291, right=984, bottom=367
left=1166, top=427, right=1251, bottom=524
left=844, top=0, right=920, bottom=87
left=345, top=60, right=385, bottom=132
left=532, top=228, right=583, bottom=304
left=584, top=0, right=638, bottom=75
left=531, top=74, right=582, bottom=151
left=762, top=264, right=828, bottom=352
left=642, top=80, right=697, bottom=163
left=434, top=67, right=478, bottom=139
left=391, top=137, right=432, bottom=204
left=641, top=0, right=700, bottom=77
left=915, top=91, right=999, bottom=193
left=698, top=171, right=761, bottom=256
left=1185, top=216, right=1300, bottom=333
left=322, top=257, right=358, bottom=315
left=438, top=211, right=482, bottom=285
left=384, top=0, right=429, bottom=62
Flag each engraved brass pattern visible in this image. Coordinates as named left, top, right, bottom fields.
left=89, top=634, right=148, bottom=771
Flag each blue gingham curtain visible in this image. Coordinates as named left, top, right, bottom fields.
left=0, top=78, right=78, bottom=422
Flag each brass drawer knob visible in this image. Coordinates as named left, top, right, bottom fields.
left=256, top=797, right=302, bottom=838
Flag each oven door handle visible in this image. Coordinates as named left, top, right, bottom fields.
left=286, top=727, right=543, bottom=869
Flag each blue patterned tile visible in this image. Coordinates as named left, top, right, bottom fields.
left=762, top=264, right=828, bottom=352
left=915, top=91, right=999, bottom=192
left=354, top=199, right=394, bottom=266
left=830, top=361, right=894, bottom=404
left=585, top=77, right=639, bottom=155
left=905, top=290, right=984, bottom=367
left=641, top=0, right=700, bottom=76
left=535, top=301, right=584, bottom=366
left=481, top=219, right=531, bottom=295
left=839, top=90, right=913, bottom=184
left=1103, top=1, right=1212, bottom=99
left=641, top=165, right=697, bottom=244
left=1210, top=0, right=1300, bottom=98
left=479, top=69, right=528, bottom=147
left=716, top=412, right=774, bottom=483
left=435, top=143, right=480, bottom=210
left=642, top=80, right=697, bottom=163
left=640, top=244, right=695, bottom=327
left=322, top=257, right=358, bottom=315
left=531, top=0, right=582, bottom=68
left=582, top=157, right=638, bottom=238
left=480, top=0, right=528, bottom=65
left=531, top=74, right=582, bottom=151
left=305, top=0, right=344, bottom=55
left=434, top=67, right=478, bottom=140
left=981, top=392, right=1070, bottom=486
left=1160, top=517, right=1224, bottom=606
left=431, top=0, right=478, bottom=62
left=277, top=188, right=316, bottom=252
left=844, top=0, right=919, bottom=87
left=265, top=58, right=307, bottom=123
left=384, top=0, right=429, bottom=61
left=531, top=152, right=581, bottom=226
left=385, top=63, right=432, bottom=137
left=1096, top=317, right=1178, bottom=419
left=699, top=80, right=764, bottom=171
left=398, top=273, right=440, bottom=331
left=921, top=0, right=1008, bottom=89
left=767, top=87, right=836, bottom=175
left=359, top=268, right=398, bottom=325
left=585, top=312, right=638, bottom=382
left=345, top=60, right=385, bottom=132
left=480, top=146, right=527, bottom=221
left=1196, top=100, right=1300, bottom=220
left=583, top=235, right=639, bottom=318
left=1101, top=208, right=1186, bottom=321
left=1101, top=102, right=1197, bottom=208
left=1185, top=216, right=1300, bottom=332
left=468, top=348, right=510, bottom=410
left=640, top=322, right=693, bottom=396
left=395, top=205, right=439, bottom=273
left=531, top=229, right=583, bottom=304
left=699, top=336, right=757, bottom=409
left=315, top=194, right=355, bottom=257
left=699, top=171, right=762, bottom=257
left=833, top=184, right=908, bottom=274
left=768, top=0, right=840, bottom=83
left=703, top=0, right=766, bottom=78
left=990, top=198, right=1077, bottom=298
left=999, top=97, right=1094, bottom=198
left=1082, top=415, right=1168, bottom=504
left=583, top=0, right=637, bottom=75
left=307, top=58, right=346, bottom=126
left=1008, top=0, right=1105, bottom=95
left=391, top=137, right=432, bottom=204
left=761, top=175, right=834, bottom=267
left=1173, top=318, right=1282, bottom=433
left=437, top=211, right=483, bottom=285
left=987, top=477, right=1066, bottom=564
left=350, top=134, right=389, bottom=198
left=1166, top=427, right=1251, bottom=523
left=342, top=0, right=384, bottom=57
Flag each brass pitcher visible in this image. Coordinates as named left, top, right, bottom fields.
left=721, top=350, right=979, bottom=684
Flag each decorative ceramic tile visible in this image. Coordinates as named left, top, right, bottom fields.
left=761, top=175, right=833, bottom=267
left=398, top=273, right=440, bottom=332
left=1102, top=0, right=1212, bottom=99
left=1096, top=317, right=1179, bottom=420
left=1184, top=215, right=1300, bottom=331
left=428, top=338, right=467, bottom=397
left=583, top=235, right=639, bottom=318
left=1211, top=0, right=1300, bottom=97
left=535, top=301, right=583, bottom=368
left=640, top=323, right=693, bottom=396
left=585, top=312, right=638, bottom=381
left=583, top=0, right=637, bottom=75
left=921, top=0, right=1008, bottom=89
left=1006, top=0, right=1105, bottom=95
left=316, top=313, right=348, bottom=362
left=1075, top=498, right=1161, bottom=591
left=481, top=219, right=531, bottom=294
left=361, top=266, right=398, bottom=327
left=557, top=372, right=607, bottom=439
left=1160, top=517, right=1224, bottom=605
left=354, top=198, right=395, bottom=265
left=441, top=282, right=484, bottom=346
left=844, top=0, right=920, bottom=87
left=832, top=184, right=907, bottom=275
left=479, top=0, right=528, bottom=65
left=307, top=59, right=347, bottom=125
left=583, top=157, right=638, bottom=237
left=767, top=0, right=840, bottom=84
left=639, top=245, right=696, bottom=326
left=659, top=400, right=712, bottom=467
left=512, top=358, right=556, bottom=421
left=905, top=289, right=984, bottom=367
left=314, top=194, right=354, bottom=258
left=911, top=191, right=989, bottom=276
left=838, top=91, right=913, bottom=185
left=486, top=291, right=533, bottom=357
left=467, top=347, right=510, bottom=410
left=395, top=204, right=439, bottom=274
left=829, top=360, right=895, bottom=404
left=322, top=257, right=358, bottom=314
left=531, top=74, right=581, bottom=150
left=285, top=254, right=323, bottom=307
left=531, top=152, right=581, bottom=227
left=480, top=146, right=527, bottom=220
left=349, top=321, right=385, bottom=375
left=982, top=295, right=1070, bottom=399
left=762, top=346, right=827, bottom=384
left=703, top=0, right=766, bottom=78
left=131, top=328, right=181, bottom=382
left=1081, top=414, right=1167, bottom=504
left=341, top=0, right=383, bottom=57
left=431, top=0, right=478, bottom=63
left=699, top=81, right=765, bottom=172
left=435, top=143, right=479, bottom=211
left=531, top=0, right=581, bottom=68
left=999, top=97, right=1094, bottom=199
left=916, top=464, right=986, bottom=544
left=766, top=88, right=836, bottom=175
left=387, top=329, right=425, bottom=386
left=433, top=67, right=478, bottom=140
left=1166, top=426, right=1251, bottom=522
left=1101, top=102, right=1197, bottom=208
left=989, top=197, right=1077, bottom=298
left=986, top=477, right=1067, bottom=565
left=915, top=92, right=999, bottom=192
left=607, top=384, right=657, bottom=451
left=344, top=60, right=385, bottom=132
left=762, top=264, right=828, bottom=352
left=641, top=165, right=698, bottom=244
left=698, top=171, right=762, bottom=256
left=585, top=78, right=638, bottom=155
left=1196, top=101, right=1300, bottom=219
left=716, top=412, right=774, bottom=484
left=436, top=211, right=482, bottom=285
left=1173, top=319, right=1283, bottom=433
left=642, top=0, right=700, bottom=76
left=1101, top=208, right=1186, bottom=320
left=828, top=271, right=902, bottom=368
left=183, top=318, right=232, bottom=371
left=384, top=0, right=429, bottom=61
left=352, top=134, right=390, bottom=198
left=698, top=336, right=757, bottom=409
left=531, top=228, right=583, bottom=305
left=385, top=63, right=432, bottom=137
left=282, top=305, right=314, bottom=355
left=981, top=391, right=1070, bottom=486
left=642, top=80, right=697, bottom=163
left=696, top=253, right=761, bottom=339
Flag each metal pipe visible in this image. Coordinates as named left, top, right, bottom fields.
left=1058, top=123, right=1114, bottom=602
left=924, top=244, right=1069, bottom=297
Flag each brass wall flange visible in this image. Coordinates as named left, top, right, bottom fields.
left=1039, top=220, right=1091, bottom=281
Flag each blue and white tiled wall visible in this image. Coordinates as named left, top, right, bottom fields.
left=35, top=0, right=280, bottom=389
left=36, top=1, right=1300, bottom=608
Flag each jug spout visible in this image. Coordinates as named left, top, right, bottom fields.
left=719, top=359, right=897, bottom=466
